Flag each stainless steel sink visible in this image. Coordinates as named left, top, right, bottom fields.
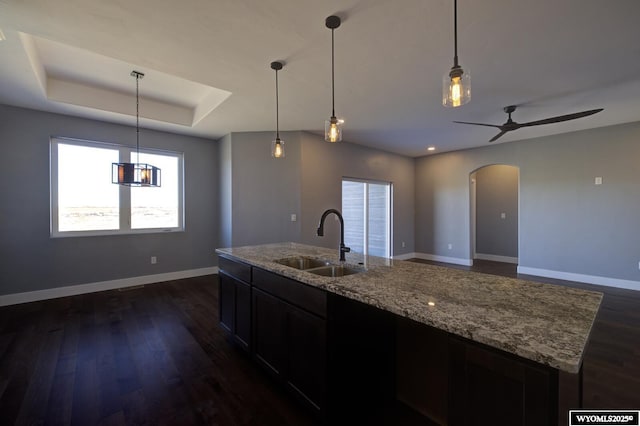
left=307, top=265, right=365, bottom=277
left=275, top=257, right=332, bottom=270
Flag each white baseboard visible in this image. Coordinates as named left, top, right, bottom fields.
left=392, top=252, right=417, bottom=261
left=411, top=252, right=473, bottom=266
left=405, top=256, right=639, bottom=291
left=517, top=266, right=640, bottom=291
left=474, top=253, right=519, bottom=264
left=0, top=266, right=219, bottom=307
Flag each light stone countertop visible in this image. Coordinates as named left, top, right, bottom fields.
left=216, top=242, right=602, bottom=374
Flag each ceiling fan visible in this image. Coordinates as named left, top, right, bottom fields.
left=453, top=105, right=604, bottom=143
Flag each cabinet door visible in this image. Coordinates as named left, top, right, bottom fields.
left=286, top=305, right=326, bottom=411
left=234, top=279, right=251, bottom=351
left=252, top=288, right=287, bottom=377
left=449, top=339, right=556, bottom=426
left=219, top=271, right=235, bottom=334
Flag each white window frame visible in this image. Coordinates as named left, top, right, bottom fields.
left=50, top=137, right=184, bottom=238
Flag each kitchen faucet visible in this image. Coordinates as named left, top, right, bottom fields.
left=316, top=208, right=351, bottom=262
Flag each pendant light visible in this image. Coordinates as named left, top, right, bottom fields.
left=112, top=71, right=161, bottom=187
left=443, top=0, right=470, bottom=108
left=270, top=61, right=285, bottom=158
left=325, top=15, right=343, bottom=143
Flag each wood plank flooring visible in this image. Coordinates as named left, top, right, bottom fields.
left=0, top=277, right=318, bottom=426
left=0, top=261, right=638, bottom=425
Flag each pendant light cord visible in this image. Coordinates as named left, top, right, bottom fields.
left=135, top=73, right=140, bottom=164
left=453, top=0, right=459, bottom=68
left=331, top=27, right=335, bottom=117
left=275, top=68, right=280, bottom=139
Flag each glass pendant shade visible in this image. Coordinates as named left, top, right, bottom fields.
left=442, top=0, right=470, bottom=108
left=271, top=138, right=285, bottom=158
left=112, top=162, right=161, bottom=186
left=442, top=67, right=471, bottom=107
left=325, top=116, right=343, bottom=143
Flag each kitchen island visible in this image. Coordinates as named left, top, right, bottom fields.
left=216, top=242, right=602, bottom=425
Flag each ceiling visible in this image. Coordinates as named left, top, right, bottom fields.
left=1, top=0, right=639, bottom=157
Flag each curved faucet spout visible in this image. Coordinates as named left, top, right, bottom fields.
left=317, top=209, right=351, bottom=262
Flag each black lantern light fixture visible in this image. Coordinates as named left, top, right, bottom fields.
left=325, top=15, right=344, bottom=143
left=112, top=70, right=161, bottom=187
left=443, top=0, right=470, bottom=108
left=270, top=61, right=285, bottom=158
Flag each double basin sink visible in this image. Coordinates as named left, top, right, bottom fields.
left=274, top=256, right=364, bottom=277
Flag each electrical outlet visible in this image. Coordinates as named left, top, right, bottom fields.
left=402, top=241, right=406, bottom=248
left=501, top=212, right=506, bottom=219
left=595, top=177, right=603, bottom=185
left=290, top=214, right=297, bottom=222
left=151, top=256, right=157, bottom=264
left=448, top=244, right=453, bottom=250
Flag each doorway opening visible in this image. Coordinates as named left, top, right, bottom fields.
left=342, top=178, right=392, bottom=258
left=470, top=165, right=519, bottom=265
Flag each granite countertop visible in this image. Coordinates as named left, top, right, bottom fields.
left=216, top=242, right=602, bottom=374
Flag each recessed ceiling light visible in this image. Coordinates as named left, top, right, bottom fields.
left=427, top=146, right=436, bottom=151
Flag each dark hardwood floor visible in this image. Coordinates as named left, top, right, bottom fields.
left=0, top=276, right=319, bottom=426
left=0, top=261, right=638, bottom=425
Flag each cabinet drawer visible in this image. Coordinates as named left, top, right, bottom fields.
left=253, top=268, right=326, bottom=318
left=218, top=255, right=252, bottom=283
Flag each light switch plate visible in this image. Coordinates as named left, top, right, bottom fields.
left=595, top=177, right=603, bottom=185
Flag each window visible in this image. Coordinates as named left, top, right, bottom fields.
left=50, top=137, right=183, bottom=237
left=342, top=179, right=392, bottom=258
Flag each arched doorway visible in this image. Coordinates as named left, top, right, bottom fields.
left=470, top=165, right=519, bottom=264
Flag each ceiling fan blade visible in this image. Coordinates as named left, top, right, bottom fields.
left=453, top=121, right=502, bottom=129
left=489, top=130, right=509, bottom=143
left=520, top=108, right=603, bottom=127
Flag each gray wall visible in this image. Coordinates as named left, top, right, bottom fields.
left=475, top=165, right=519, bottom=258
left=10, top=101, right=636, bottom=295
left=416, top=121, right=640, bottom=282
left=220, top=131, right=302, bottom=247
left=0, top=104, right=218, bottom=295
left=299, top=132, right=415, bottom=257
left=219, top=131, right=415, bottom=257
left=218, top=133, right=233, bottom=248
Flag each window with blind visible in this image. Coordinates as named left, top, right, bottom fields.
left=341, top=179, right=392, bottom=258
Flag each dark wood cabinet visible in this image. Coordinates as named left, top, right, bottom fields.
left=396, top=317, right=562, bottom=426
left=326, top=292, right=396, bottom=419
left=218, top=256, right=252, bottom=352
left=396, top=317, right=449, bottom=424
left=252, top=269, right=327, bottom=413
left=285, top=304, right=326, bottom=411
left=234, top=278, right=251, bottom=349
left=252, top=268, right=326, bottom=317
left=218, top=257, right=329, bottom=413
left=448, top=338, right=557, bottom=426
left=217, top=254, right=574, bottom=425
left=252, top=288, right=287, bottom=376
left=218, top=270, right=235, bottom=334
